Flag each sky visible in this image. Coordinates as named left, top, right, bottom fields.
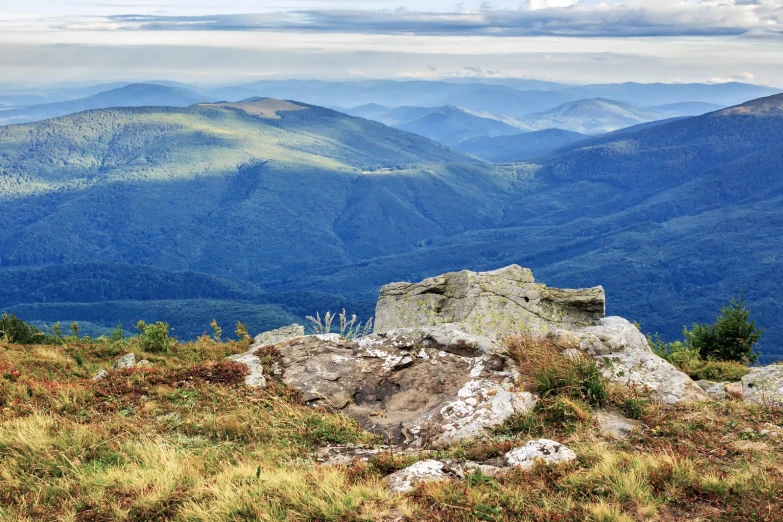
left=1, top=0, right=782, bottom=86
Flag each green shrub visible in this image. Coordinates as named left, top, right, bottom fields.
left=649, top=333, right=749, bottom=382
left=136, top=320, right=174, bottom=353
left=0, top=312, right=43, bottom=344
left=686, top=296, right=763, bottom=363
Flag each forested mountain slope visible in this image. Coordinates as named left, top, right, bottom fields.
left=2, top=95, right=783, bottom=360
left=0, top=98, right=515, bottom=281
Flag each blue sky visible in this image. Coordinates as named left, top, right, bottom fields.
left=1, top=0, right=782, bottom=85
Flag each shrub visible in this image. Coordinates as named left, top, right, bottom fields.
left=0, top=312, right=43, bottom=344
left=650, top=335, right=749, bottom=382
left=136, top=320, right=174, bottom=353
left=686, top=296, right=763, bottom=363
left=504, top=333, right=608, bottom=406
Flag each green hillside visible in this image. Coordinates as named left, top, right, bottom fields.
left=3, top=95, right=783, bottom=362
left=0, top=99, right=516, bottom=280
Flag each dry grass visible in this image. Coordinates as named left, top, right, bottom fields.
left=2, top=336, right=783, bottom=521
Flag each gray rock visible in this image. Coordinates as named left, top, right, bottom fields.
left=136, top=359, right=151, bottom=368
left=91, top=369, right=108, bottom=381
left=696, top=380, right=729, bottom=400
left=375, top=265, right=605, bottom=340
left=384, top=460, right=449, bottom=493
left=253, top=324, right=305, bottom=348
left=384, top=458, right=504, bottom=493
left=275, top=328, right=535, bottom=447
left=113, top=353, right=136, bottom=370
left=742, top=365, right=783, bottom=407
left=550, top=317, right=708, bottom=404
left=595, top=409, right=643, bottom=439
left=226, top=352, right=266, bottom=387
left=504, top=439, right=577, bottom=470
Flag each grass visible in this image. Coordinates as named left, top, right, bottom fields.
left=1, top=334, right=782, bottom=521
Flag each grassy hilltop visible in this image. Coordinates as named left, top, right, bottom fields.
left=1, top=328, right=782, bottom=521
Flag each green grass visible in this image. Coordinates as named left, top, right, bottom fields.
left=3, top=333, right=782, bottom=521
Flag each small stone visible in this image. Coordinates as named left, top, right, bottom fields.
left=504, top=439, right=577, bottom=470
left=136, top=359, right=151, bottom=367
left=595, top=409, right=643, bottom=439
left=113, top=353, right=136, bottom=370
left=726, top=382, right=744, bottom=399
left=91, top=369, right=108, bottom=381
left=385, top=460, right=448, bottom=493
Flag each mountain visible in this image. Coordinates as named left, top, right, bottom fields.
left=210, top=79, right=780, bottom=118
left=455, top=129, right=589, bottom=163
left=262, top=94, right=783, bottom=361
left=0, top=83, right=206, bottom=125
left=211, top=80, right=573, bottom=118
left=562, top=81, right=781, bottom=106
left=521, top=98, right=668, bottom=134
left=393, top=106, right=527, bottom=145
left=4, top=94, right=783, bottom=362
left=0, top=98, right=511, bottom=280
left=650, top=101, right=725, bottom=117
left=342, top=104, right=528, bottom=146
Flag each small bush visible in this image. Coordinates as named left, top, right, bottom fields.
left=504, top=333, right=608, bottom=406
left=136, top=320, right=174, bottom=353
left=650, top=334, right=749, bottom=382
left=0, top=313, right=43, bottom=345
left=687, top=295, right=763, bottom=363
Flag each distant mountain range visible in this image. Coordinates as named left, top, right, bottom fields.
left=2, top=91, right=783, bottom=361
left=343, top=104, right=527, bottom=145
left=0, top=83, right=207, bottom=125
left=518, top=98, right=667, bottom=134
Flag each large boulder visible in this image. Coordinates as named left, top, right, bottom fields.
left=374, top=265, right=605, bottom=340
left=742, top=365, right=783, bottom=407
left=551, top=317, right=708, bottom=404
left=272, top=326, right=536, bottom=447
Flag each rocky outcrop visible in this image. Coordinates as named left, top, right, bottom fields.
left=742, top=365, right=783, bottom=407
left=375, top=265, right=605, bottom=340
left=273, top=326, right=535, bottom=447
left=550, top=317, right=708, bottom=404
left=252, top=324, right=304, bottom=348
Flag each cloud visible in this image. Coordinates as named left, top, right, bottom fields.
left=51, top=1, right=783, bottom=38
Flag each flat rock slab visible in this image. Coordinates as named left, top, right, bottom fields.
left=275, top=327, right=535, bottom=447
left=375, top=265, right=605, bottom=340
left=551, top=317, right=708, bottom=404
